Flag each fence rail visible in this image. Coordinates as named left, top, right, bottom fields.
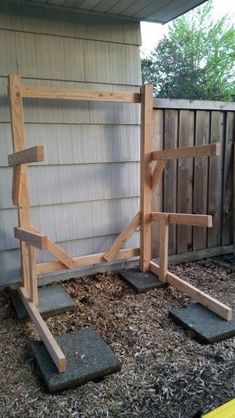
left=152, top=99, right=235, bottom=258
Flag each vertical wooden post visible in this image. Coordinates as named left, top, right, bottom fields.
left=29, top=246, right=38, bottom=307
left=140, top=84, right=153, bottom=271
left=8, top=75, right=33, bottom=295
left=159, top=215, right=169, bottom=282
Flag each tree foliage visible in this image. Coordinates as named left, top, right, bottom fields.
left=141, top=1, right=235, bottom=100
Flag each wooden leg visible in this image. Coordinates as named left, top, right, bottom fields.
left=29, top=245, right=38, bottom=308
left=158, top=216, right=169, bottom=282
left=150, top=261, right=232, bottom=321
left=18, top=286, right=67, bottom=372
left=21, top=242, right=31, bottom=293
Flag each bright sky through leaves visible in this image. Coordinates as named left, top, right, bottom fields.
left=141, top=0, right=235, bottom=57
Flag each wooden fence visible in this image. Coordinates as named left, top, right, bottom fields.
left=152, top=99, right=235, bottom=259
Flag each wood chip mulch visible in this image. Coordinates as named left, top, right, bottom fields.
left=0, top=259, right=234, bottom=418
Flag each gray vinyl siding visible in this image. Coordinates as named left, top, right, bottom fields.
left=0, top=1, right=141, bottom=287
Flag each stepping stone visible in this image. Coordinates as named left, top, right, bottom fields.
left=31, top=328, right=121, bottom=393
left=118, top=268, right=167, bottom=293
left=169, top=303, right=235, bottom=343
left=8, top=285, right=75, bottom=322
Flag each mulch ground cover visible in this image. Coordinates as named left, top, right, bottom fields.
left=0, top=258, right=234, bottom=417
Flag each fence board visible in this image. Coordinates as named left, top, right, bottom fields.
left=177, top=110, right=194, bottom=253
left=207, top=112, right=224, bottom=248
left=151, top=109, right=163, bottom=257
left=163, top=110, right=178, bottom=255
left=222, top=112, right=234, bottom=245
left=152, top=102, right=234, bottom=258
left=193, top=111, right=210, bottom=250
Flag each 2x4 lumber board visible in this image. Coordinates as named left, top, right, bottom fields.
left=158, top=216, right=169, bottom=282
left=167, top=271, right=232, bottom=321
left=140, top=84, right=153, bottom=272
left=151, top=212, right=213, bottom=227
left=22, top=85, right=142, bottom=103
left=18, top=286, right=66, bottom=373
left=36, top=247, right=140, bottom=275
left=8, top=146, right=44, bottom=167
left=12, top=165, right=23, bottom=205
left=9, top=75, right=32, bottom=292
left=150, top=261, right=232, bottom=321
left=29, top=245, right=38, bottom=307
left=103, top=212, right=141, bottom=262
left=152, top=160, right=167, bottom=191
left=14, top=227, right=48, bottom=250
left=151, top=144, right=220, bottom=161
left=46, top=239, right=77, bottom=269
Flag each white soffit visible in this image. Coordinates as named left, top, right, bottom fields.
left=18, top=0, right=208, bottom=23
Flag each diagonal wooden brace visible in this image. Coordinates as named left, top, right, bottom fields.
left=15, top=226, right=77, bottom=269
left=152, top=160, right=167, bottom=191
left=103, top=211, right=141, bottom=262
left=46, top=239, right=77, bottom=269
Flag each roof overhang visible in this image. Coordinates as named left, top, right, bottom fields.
left=8, top=0, right=208, bottom=24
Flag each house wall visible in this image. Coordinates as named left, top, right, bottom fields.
left=0, top=1, right=142, bottom=287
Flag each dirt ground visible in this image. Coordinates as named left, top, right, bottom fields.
left=0, top=259, right=234, bottom=418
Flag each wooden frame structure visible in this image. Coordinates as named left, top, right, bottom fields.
left=8, top=76, right=232, bottom=374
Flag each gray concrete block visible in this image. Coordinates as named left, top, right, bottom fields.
left=30, top=328, right=122, bottom=393
left=169, top=303, right=235, bottom=343
left=8, top=285, right=75, bottom=322
left=118, top=268, right=167, bottom=293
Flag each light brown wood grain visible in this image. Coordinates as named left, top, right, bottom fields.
left=46, top=239, right=77, bottom=269
left=9, top=75, right=31, bottom=292
left=8, top=145, right=44, bottom=166
left=151, top=143, right=220, bottom=161
left=103, top=212, right=141, bottom=262
left=158, top=216, right=169, bottom=282
left=14, top=227, right=48, bottom=250
left=151, top=212, right=212, bottom=227
left=150, top=261, right=232, bottom=321
left=22, top=85, right=141, bottom=103
left=36, top=247, right=140, bottom=275
left=140, top=84, right=153, bottom=271
left=18, top=287, right=66, bottom=372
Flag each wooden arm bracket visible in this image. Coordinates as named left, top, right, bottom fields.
left=151, top=144, right=220, bottom=161
left=151, top=212, right=213, bottom=228
left=14, top=227, right=48, bottom=250
left=8, top=145, right=44, bottom=166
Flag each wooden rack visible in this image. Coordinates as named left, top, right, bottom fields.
left=8, top=76, right=232, bottom=374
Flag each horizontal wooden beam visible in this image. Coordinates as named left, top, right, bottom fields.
left=18, top=287, right=66, bottom=372
left=151, top=212, right=213, bottom=227
left=153, top=98, right=235, bottom=111
left=103, top=212, right=141, bottom=262
left=151, top=144, right=220, bottom=161
left=14, top=227, right=48, bottom=250
left=22, top=85, right=141, bottom=104
left=36, top=247, right=140, bottom=275
left=8, top=146, right=44, bottom=166
left=150, top=261, right=232, bottom=321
